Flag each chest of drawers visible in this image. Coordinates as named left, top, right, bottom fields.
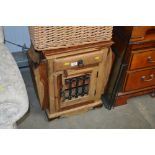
left=102, top=26, right=155, bottom=108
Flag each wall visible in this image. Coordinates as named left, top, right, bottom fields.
left=4, top=26, right=30, bottom=53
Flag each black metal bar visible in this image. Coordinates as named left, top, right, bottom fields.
left=68, top=79, right=72, bottom=100
left=75, top=77, right=79, bottom=98
left=85, top=75, right=90, bottom=95
left=81, top=75, right=86, bottom=96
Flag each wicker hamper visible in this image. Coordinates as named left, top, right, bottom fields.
left=29, top=26, right=113, bottom=51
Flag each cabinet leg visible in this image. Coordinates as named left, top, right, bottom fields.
left=150, top=91, right=155, bottom=98
left=114, top=95, right=128, bottom=107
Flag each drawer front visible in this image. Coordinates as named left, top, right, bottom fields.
left=125, top=68, right=155, bottom=92
left=53, top=50, right=105, bottom=72
left=131, top=26, right=155, bottom=41
left=130, top=49, right=155, bottom=70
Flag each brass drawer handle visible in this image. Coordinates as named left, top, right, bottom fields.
left=141, top=74, right=154, bottom=82
left=147, top=56, right=155, bottom=63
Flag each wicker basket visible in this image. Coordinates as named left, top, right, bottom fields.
left=29, top=26, right=113, bottom=51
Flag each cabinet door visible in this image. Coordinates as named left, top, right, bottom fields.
left=54, top=67, right=98, bottom=110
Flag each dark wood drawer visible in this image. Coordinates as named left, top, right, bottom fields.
left=125, top=68, right=155, bottom=92
left=130, top=48, right=155, bottom=70
left=131, top=26, right=155, bottom=41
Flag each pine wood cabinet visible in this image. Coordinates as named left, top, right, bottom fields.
left=28, top=42, right=113, bottom=119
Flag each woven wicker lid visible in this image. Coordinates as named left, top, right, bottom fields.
left=29, top=26, right=113, bottom=51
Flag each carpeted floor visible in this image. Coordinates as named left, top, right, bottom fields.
left=17, top=67, right=155, bottom=129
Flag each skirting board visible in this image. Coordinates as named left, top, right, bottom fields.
left=12, top=51, right=29, bottom=68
